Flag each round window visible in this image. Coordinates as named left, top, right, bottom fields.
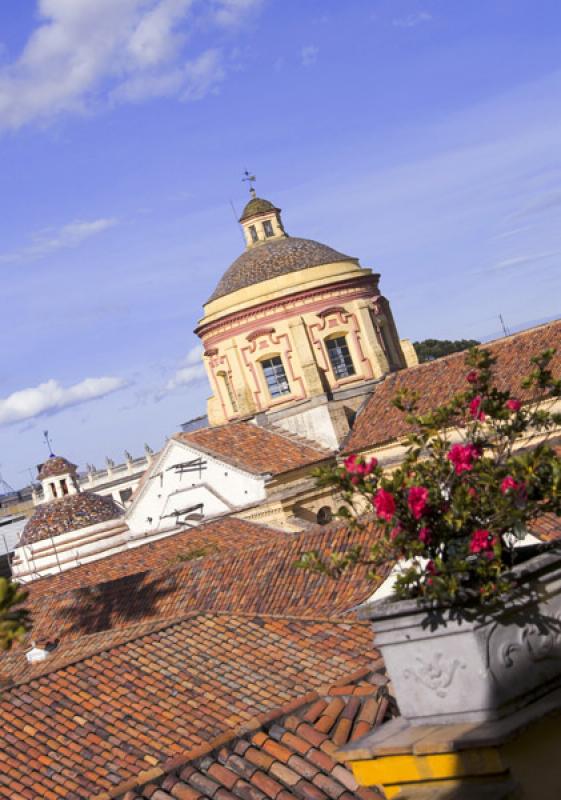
left=316, top=506, right=333, bottom=526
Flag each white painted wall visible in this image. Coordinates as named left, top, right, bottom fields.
left=126, top=439, right=267, bottom=534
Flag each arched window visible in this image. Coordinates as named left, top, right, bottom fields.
left=261, top=356, right=290, bottom=397
left=326, top=335, right=355, bottom=379
left=249, top=225, right=258, bottom=243
left=262, top=220, right=274, bottom=237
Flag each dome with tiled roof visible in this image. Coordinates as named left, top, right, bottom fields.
left=37, top=455, right=78, bottom=480
left=20, top=491, right=123, bottom=546
left=208, top=237, right=357, bottom=302
left=239, top=196, right=279, bottom=222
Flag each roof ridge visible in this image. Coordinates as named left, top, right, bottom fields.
left=396, top=317, right=561, bottom=378
left=175, top=429, right=271, bottom=476
left=9, top=611, right=369, bottom=690
left=93, top=665, right=374, bottom=800
left=26, top=516, right=288, bottom=595
left=36, top=522, right=362, bottom=606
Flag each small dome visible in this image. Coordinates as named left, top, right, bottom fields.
left=38, top=456, right=78, bottom=480
left=239, top=196, right=279, bottom=222
left=20, top=492, right=123, bottom=546
left=207, top=237, right=357, bottom=302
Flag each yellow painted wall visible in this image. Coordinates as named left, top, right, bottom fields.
left=198, top=260, right=406, bottom=426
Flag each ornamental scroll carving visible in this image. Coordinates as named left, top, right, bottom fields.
left=487, top=596, right=561, bottom=698
left=403, top=652, right=466, bottom=698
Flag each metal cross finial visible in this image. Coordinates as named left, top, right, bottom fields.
left=242, top=169, right=256, bottom=197
left=43, top=430, right=54, bottom=457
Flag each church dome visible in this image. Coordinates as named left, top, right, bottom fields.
left=208, top=236, right=357, bottom=302
left=20, top=491, right=123, bottom=546
left=38, top=455, right=77, bottom=480
left=239, top=196, right=279, bottom=222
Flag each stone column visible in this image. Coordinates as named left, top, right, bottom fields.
left=224, top=342, right=257, bottom=417
left=288, top=317, right=325, bottom=398
left=354, top=300, right=390, bottom=378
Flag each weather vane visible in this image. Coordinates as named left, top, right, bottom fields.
left=43, top=430, right=54, bottom=458
left=242, top=169, right=256, bottom=198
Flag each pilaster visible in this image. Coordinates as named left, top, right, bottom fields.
left=224, top=341, right=257, bottom=417
left=288, top=317, right=325, bottom=398
left=354, top=299, right=390, bottom=378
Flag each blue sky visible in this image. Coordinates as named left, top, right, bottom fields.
left=1, top=0, right=560, bottom=487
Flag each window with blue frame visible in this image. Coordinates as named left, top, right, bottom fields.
left=326, top=336, right=355, bottom=379
left=261, top=356, right=290, bottom=397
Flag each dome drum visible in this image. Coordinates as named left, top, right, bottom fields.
left=196, top=192, right=412, bottom=429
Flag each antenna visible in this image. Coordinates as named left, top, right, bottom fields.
left=242, top=169, right=257, bottom=197
left=19, top=466, right=36, bottom=485
left=43, top=430, right=54, bottom=457
left=0, top=466, right=14, bottom=495
left=499, top=314, right=510, bottom=337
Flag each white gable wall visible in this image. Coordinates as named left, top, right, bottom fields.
left=126, top=439, right=267, bottom=535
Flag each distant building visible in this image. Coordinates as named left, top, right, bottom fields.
left=11, top=455, right=126, bottom=582
left=78, top=444, right=156, bottom=506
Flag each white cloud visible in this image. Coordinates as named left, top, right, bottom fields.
left=0, top=0, right=262, bottom=130
left=486, top=251, right=561, bottom=273
left=166, top=344, right=206, bottom=390
left=0, top=376, right=127, bottom=426
left=213, top=0, right=264, bottom=27
left=301, top=45, right=319, bottom=67
left=112, top=49, right=224, bottom=103
left=393, top=11, right=432, bottom=28
left=511, top=189, right=561, bottom=220
left=0, top=218, right=117, bottom=264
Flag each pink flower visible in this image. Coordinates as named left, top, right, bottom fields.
left=418, top=526, right=431, bottom=545
left=447, top=443, right=480, bottom=475
left=359, top=457, right=378, bottom=476
left=344, top=454, right=378, bottom=477
left=425, top=559, right=437, bottom=585
left=500, top=476, right=526, bottom=501
left=467, top=487, right=477, bottom=498
left=390, top=524, right=403, bottom=541
left=469, top=529, right=497, bottom=559
left=506, top=398, right=522, bottom=412
left=469, top=395, right=485, bottom=421
left=408, top=486, right=429, bottom=520
left=466, top=370, right=479, bottom=384
left=350, top=475, right=360, bottom=486
left=501, top=476, right=518, bottom=494
left=373, top=488, right=396, bottom=521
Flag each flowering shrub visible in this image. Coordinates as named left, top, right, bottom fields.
left=298, top=348, right=561, bottom=606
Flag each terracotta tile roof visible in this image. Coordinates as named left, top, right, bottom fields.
left=0, top=613, right=376, bottom=799
left=530, top=513, right=561, bottom=542
left=20, top=490, right=123, bottom=545
left=345, top=319, right=561, bottom=454
left=109, top=669, right=391, bottom=800
left=23, top=522, right=382, bottom=650
left=27, top=517, right=287, bottom=599
left=207, top=237, right=356, bottom=303
left=177, top=422, right=331, bottom=477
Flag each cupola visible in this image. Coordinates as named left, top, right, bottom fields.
left=36, top=455, right=80, bottom=504
left=239, top=188, right=287, bottom=249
